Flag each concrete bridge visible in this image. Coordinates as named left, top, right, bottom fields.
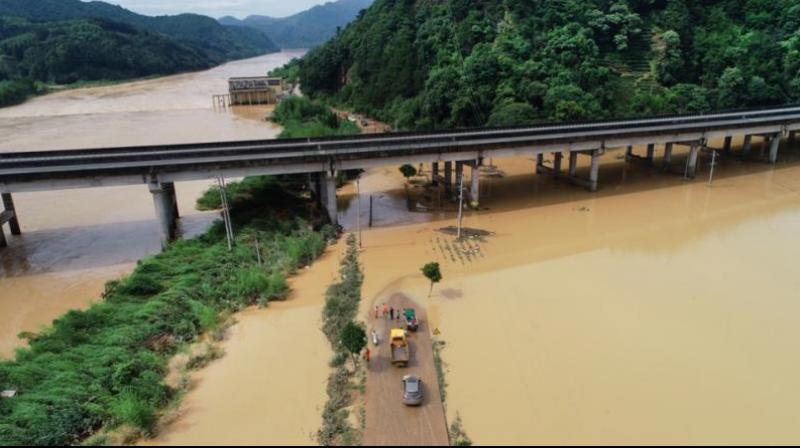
left=2, top=106, right=800, bottom=247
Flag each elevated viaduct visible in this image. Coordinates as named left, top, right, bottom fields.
left=2, top=106, right=800, bottom=247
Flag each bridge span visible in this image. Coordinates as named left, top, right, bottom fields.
left=2, top=106, right=800, bottom=247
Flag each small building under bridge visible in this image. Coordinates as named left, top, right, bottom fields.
left=227, top=76, right=286, bottom=105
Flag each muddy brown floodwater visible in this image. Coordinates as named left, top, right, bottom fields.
left=337, top=139, right=800, bottom=445
left=4, top=58, right=800, bottom=445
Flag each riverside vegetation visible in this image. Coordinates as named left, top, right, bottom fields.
left=0, top=95, right=358, bottom=445
left=0, top=176, right=329, bottom=445
left=318, top=234, right=366, bottom=446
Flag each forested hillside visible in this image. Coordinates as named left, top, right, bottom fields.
left=219, top=0, right=373, bottom=48
left=296, top=0, right=800, bottom=130
left=0, top=0, right=279, bottom=107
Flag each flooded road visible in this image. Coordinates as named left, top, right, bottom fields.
left=343, top=141, right=800, bottom=445
left=0, top=51, right=302, bottom=357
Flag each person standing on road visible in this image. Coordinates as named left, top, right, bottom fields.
left=374, top=305, right=379, bottom=319
left=383, top=303, right=389, bottom=318
left=390, top=307, right=395, bottom=321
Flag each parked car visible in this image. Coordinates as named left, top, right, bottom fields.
left=402, top=374, right=423, bottom=406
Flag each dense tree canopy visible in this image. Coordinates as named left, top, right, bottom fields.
left=294, top=0, right=800, bottom=130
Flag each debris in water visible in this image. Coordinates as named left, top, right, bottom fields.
left=1, top=390, right=17, bottom=398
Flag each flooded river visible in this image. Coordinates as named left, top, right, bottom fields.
left=3, top=51, right=800, bottom=444
left=348, top=142, right=800, bottom=445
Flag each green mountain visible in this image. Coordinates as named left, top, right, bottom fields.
left=0, top=0, right=279, bottom=62
left=295, top=0, right=800, bottom=130
left=0, top=0, right=279, bottom=107
left=219, top=0, right=373, bottom=49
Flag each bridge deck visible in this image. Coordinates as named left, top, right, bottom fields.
left=1, top=106, right=800, bottom=193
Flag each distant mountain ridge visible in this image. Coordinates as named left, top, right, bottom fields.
left=0, top=0, right=279, bottom=62
left=0, top=0, right=279, bottom=107
left=219, top=0, right=373, bottom=49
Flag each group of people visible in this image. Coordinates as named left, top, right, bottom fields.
left=375, top=303, right=404, bottom=321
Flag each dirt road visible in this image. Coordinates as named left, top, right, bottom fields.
left=362, top=293, right=450, bottom=446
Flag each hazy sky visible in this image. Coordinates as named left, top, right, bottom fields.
left=99, top=0, right=331, bottom=18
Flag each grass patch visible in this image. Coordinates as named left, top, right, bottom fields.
left=0, top=178, right=328, bottom=445
left=317, top=234, right=365, bottom=446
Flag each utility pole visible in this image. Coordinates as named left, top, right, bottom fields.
left=356, top=178, right=362, bottom=247
left=456, top=171, right=465, bottom=240
left=368, top=195, right=374, bottom=228
left=708, top=150, right=717, bottom=186
left=217, top=176, right=234, bottom=251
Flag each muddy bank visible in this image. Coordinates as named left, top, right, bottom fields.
left=343, top=141, right=800, bottom=444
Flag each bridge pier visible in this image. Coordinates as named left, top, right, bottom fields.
left=685, top=142, right=700, bottom=179
left=536, top=153, right=545, bottom=174
left=320, top=170, right=339, bottom=227
left=568, top=151, right=578, bottom=178
left=723, top=136, right=733, bottom=154
left=790, top=131, right=796, bottom=144
left=470, top=161, right=480, bottom=207
left=565, top=150, right=601, bottom=192
left=553, top=152, right=563, bottom=178
left=444, top=161, right=453, bottom=194
left=589, top=149, right=601, bottom=192
left=2, top=193, right=21, bottom=236
left=742, top=135, right=753, bottom=156
left=432, top=162, right=439, bottom=186
left=149, top=181, right=178, bottom=248
left=625, top=145, right=633, bottom=162
left=662, top=143, right=674, bottom=171
left=646, top=144, right=655, bottom=165
left=768, top=132, right=781, bottom=164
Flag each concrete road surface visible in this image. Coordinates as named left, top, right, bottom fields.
left=362, top=293, right=450, bottom=446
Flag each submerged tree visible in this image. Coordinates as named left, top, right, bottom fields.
left=421, top=262, right=443, bottom=296
left=399, top=164, right=418, bottom=179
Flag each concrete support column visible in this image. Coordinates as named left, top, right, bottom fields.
left=163, top=182, right=179, bottom=221
left=646, top=144, right=656, bottom=165
left=470, top=162, right=480, bottom=207
left=444, top=161, right=453, bottom=193
left=536, top=153, right=545, bottom=174
left=625, top=145, right=634, bottom=162
left=0, top=225, right=6, bottom=248
left=455, top=161, right=464, bottom=189
left=307, top=173, right=320, bottom=202
left=790, top=131, right=796, bottom=144
left=432, top=162, right=439, bottom=186
left=662, top=143, right=674, bottom=171
left=686, top=142, right=700, bottom=180
left=2, top=193, right=21, bottom=235
left=769, top=132, right=781, bottom=164
left=568, top=151, right=578, bottom=178
left=149, top=182, right=177, bottom=248
left=742, top=135, right=753, bottom=155
left=723, top=136, right=733, bottom=154
left=323, top=171, right=338, bottom=227
left=589, top=149, right=601, bottom=192
left=553, top=152, right=563, bottom=178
